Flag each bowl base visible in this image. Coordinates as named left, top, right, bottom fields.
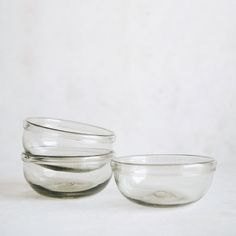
left=28, top=179, right=110, bottom=198
left=122, top=190, right=195, bottom=207
left=125, top=196, right=196, bottom=207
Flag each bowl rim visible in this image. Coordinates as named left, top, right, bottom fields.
left=24, top=117, right=115, bottom=138
left=111, top=154, right=217, bottom=167
left=22, top=150, right=114, bottom=163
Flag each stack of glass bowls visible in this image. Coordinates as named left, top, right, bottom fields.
left=21, top=117, right=217, bottom=206
left=22, top=117, right=115, bottom=198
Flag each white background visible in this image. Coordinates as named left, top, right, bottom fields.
left=0, top=0, right=236, bottom=235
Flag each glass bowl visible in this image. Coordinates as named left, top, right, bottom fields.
left=111, top=154, right=217, bottom=206
left=22, top=148, right=113, bottom=198
left=23, top=117, right=115, bottom=156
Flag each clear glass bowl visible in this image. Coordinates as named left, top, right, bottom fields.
left=23, top=117, right=115, bottom=156
left=22, top=148, right=113, bottom=198
left=111, top=154, right=217, bottom=206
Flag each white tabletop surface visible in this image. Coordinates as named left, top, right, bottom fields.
left=0, top=161, right=235, bottom=236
